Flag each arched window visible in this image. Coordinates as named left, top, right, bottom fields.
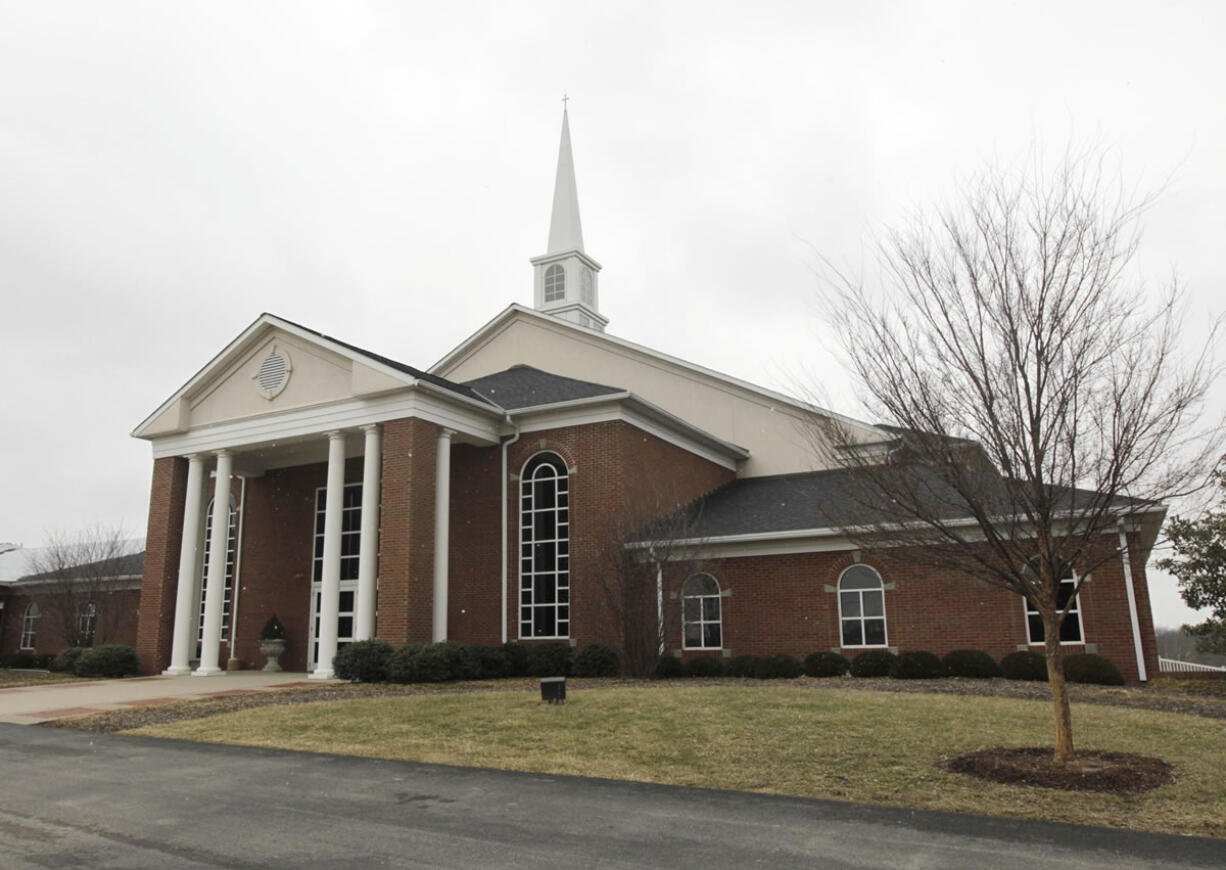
left=520, top=452, right=569, bottom=638
left=1024, top=560, right=1084, bottom=644
left=78, top=602, right=97, bottom=647
left=20, top=603, right=39, bottom=651
left=580, top=267, right=594, bottom=306
left=544, top=264, right=566, bottom=302
left=682, top=573, right=722, bottom=649
left=838, top=565, right=887, bottom=648
left=197, top=495, right=238, bottom=656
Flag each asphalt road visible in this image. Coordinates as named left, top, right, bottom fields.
left=0, top=724, right=1221, bottom=869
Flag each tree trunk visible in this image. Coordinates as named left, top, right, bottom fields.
left=1042, top=611, right=1076, bottom=764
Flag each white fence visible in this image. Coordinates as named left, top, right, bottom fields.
left=1158, top=656, right=1226, bottom=674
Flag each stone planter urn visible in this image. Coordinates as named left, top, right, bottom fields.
left=259, top=614, right=287, bottom=672
left=259, top=638, right=286, bottom=672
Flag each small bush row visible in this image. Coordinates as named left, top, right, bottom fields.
left=332, top=640, right=622, bottom=684
left=648, top=648, right=1126, bottom=686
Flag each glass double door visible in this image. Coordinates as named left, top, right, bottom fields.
left=308, top=580, right=357, bottom=670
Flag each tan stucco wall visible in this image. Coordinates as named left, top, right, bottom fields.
left=436, top=315, right=875, bottom=476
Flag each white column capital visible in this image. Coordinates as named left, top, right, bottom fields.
left=326, top=429, right=346, bottom=441
left=214, top=448, right=231, bottom=460
left=439, top=427, right=455, bottom=440
left=360, top=423, right=381, bottom=434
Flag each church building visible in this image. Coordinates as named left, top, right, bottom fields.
left=132, top=111, right=1162, bottom=681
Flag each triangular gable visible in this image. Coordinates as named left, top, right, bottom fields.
left=431, top=305, right=885, bottom=476
left=133, top=314, right=420, bottom=439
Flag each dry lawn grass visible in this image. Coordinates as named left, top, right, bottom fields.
left=129, top=684, right=1226, bottom=837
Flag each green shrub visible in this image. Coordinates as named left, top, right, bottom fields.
left=572, top=644, right=620, bottom=677
left=4, top=652, right=38, bottom=669
left=387, top=644, right=427, bottom=683
left=724, top=655, right=761, bottom=678
left=333, top=640, right=393, bottom=682
left=889, top=650, right=948, bottom=680
left=653, top=655, right=687, bottom=678
left=51, top=647, right=87, bottom=674
left=684, top=655, right=725, bottom=678
left=528, top=642, right=572, bottom=677
left=754, top=654, right=803, bottom=679
left=942, top=649, right=1002, bottom=679
left=803, top=651, right=851, bottom=678
left=850, top=649, right=898, bottom=678
left=434, top=641, right=481, bottom=681
left=473, top=645, right=510, bottom=679
left=1000, top=650, right=1049, bottom=681
left=501, top=642, right=532, bottom=677
left=1063, top=653, right=1126, bottom=686
left=73, top=644, right=139, bottom=678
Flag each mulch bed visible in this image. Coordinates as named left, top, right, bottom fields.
left=39, top=674, right=1226, bottom=734
left=940, top=747, right=1175, bottom=795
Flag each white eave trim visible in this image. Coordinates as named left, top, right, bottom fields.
left=430, top=303, right=885, bottom=438
left=147, top=389, right=502, bottom=459
left=628, top=506, right=1169, bottom=559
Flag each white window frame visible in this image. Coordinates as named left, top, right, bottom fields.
left=78, top=602, right=97, bottom=647
left=519, top=452, right=570, bottom=639
left=196, top=495, right=238, bottom=655
left=20, top=603, right=39, bottom=651
left=1024, top=566, right=1086, bottom=646
left=682, top=573, right=723, bottom=650
left=837, top=564, right=889, bottom=649
left=308, top=483, right=363, bottom=668
left=544, top=264, right=566, bottom=302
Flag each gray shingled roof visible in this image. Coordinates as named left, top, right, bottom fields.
left=672, top=466, right=1158, bottom=540
left=18, top=551, right=145, bottom=582
left=462, top=365, right=624, bottom=410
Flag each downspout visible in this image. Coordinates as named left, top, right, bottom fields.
left=500, top=417, right=521, bottom=645
left=1118, top=521, right=1148, bottom=682
left=653, top=548, right=664, bottom=656
left=226, top=475, right=248, bottom=671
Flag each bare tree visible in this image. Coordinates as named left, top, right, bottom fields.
left=809, top=150, right=1221, bottom=764
left=593, top=482, right=714, bottom=677
left=24, top=526, right=138, bottom=649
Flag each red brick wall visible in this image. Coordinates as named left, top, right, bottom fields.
left=447, top=444, right=503, bottom=644
left=663, top=536, right=1159, bottom=683
left=0, top=587, right=140, bottom=658
left=503, top=421, right=735, bottom=650
left=135, top=456, right=188, bottom=673
left=377, top=418, right=439, bottom=646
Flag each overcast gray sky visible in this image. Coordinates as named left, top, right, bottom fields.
left=1, top=1, right=1222, bottom=627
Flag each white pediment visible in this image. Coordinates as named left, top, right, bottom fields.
left=134, top=315, right=418, bottom=439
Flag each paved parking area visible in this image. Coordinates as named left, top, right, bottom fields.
left=0, top=671, right=325, bottom=724
left=1, top=725, right=1222, bottom=869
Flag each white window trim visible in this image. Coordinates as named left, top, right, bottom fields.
left=19, top=603, right=38, bottom=651
left=836, top=564, right=889, bottom=649
left=197, top=495, right=238, bottom=650
left=308, top=482, right=363, bottom=668
left=518, top=452, right=570, bottom=640
left=544, top=264, right=566, bottom=303
left=78, top=602, right=97, bottom=646
left=682, top=573, right=723, bottom=650
left=1024, top=572, right=1087, bottom=646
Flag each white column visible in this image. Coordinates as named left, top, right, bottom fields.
left=165, top=455, right=205, bottom=675
left=432, top=428, right=454, bottom=642
left=355, top=424, right=381, bottom=641
left=194, top=450, right=232, bottom=676
left=311, top=430, right=347, bottom=679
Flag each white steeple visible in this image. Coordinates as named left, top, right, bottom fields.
left=531, top=104, right=607, bottom=332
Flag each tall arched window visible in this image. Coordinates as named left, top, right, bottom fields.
left=838, top=565, right=887, bottom=648
left=544, top=264, right=566, bottom=302
left=197, top=495, right=238, bottom=656
left=520, top=452, right=569, bottom=638
left=20, top=603, right=39, bottom=651
left=682, top=573, right=722, bottom=649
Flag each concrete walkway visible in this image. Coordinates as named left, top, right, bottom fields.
left=0, top=671, right=329, bottom=724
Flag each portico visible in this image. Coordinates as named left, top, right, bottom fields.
left=133, top=315, right=503, bottom=677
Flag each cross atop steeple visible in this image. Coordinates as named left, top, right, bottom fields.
left=530, top=104, right=607, bottom=332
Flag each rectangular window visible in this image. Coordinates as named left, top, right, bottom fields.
left=197, top=498, right=237, bottom=655
left=1026, top=577, right=1084, bottom=644
left=310, top=483, right=363, bottom=667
